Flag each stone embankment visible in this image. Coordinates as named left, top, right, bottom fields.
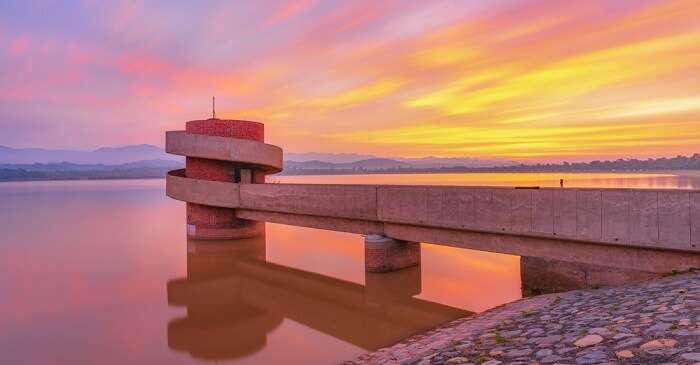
left=344, top=271, right=700, bottom=365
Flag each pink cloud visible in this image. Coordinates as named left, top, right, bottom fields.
left=266, top=0, right=315, bottom=26
left=115, top=54, right=172, bottom=76
left=8, top=35, right=30, bottom=57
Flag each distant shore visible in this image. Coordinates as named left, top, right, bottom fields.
left=277, top=168, right=700, bottom=176
left=2, top=169, right=699, bottom=183
left=2, top=151, right=699, bottom=182
left=0, top=175, right=167, bottom=182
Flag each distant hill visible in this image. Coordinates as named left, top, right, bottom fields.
left=281, top=153, right=700, bottom=175
left=395, top=156, right=515, bottom=168
left=0, top=144, right=512, bottom=169
left=4, top=143, right=697, bottom=181
left=284, top=158, right=411, bottom=171
left=0, top=144, right=181, bottom=164
left=0, top=143, right=518, bottom=180
left=0, top=159, right=183, bottom=181
left=283, top=154, right=515, bottom=170
left=0, top=159, right=182, bottom=171
left=284, top=152, right=377, bottom=163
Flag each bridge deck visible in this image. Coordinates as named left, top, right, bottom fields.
left=167, top=170, right=700, bottom=273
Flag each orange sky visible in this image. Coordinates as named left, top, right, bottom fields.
left=1, top=0, right=700, bottom=161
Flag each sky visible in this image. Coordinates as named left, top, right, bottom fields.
left=1, top=0, right=700, bottom=162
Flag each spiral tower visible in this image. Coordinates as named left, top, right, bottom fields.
left=166, top=117, right=283, bottom=240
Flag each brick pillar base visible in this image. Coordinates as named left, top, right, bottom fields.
left=186, top=203, right=264, bottom=240
left=364, top=235, right=421, bottom=273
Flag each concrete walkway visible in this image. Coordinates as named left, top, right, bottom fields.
left=343, top=271, right=700, bottom=365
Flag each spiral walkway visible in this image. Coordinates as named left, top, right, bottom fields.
left=165, top=118, right=282, bottom=240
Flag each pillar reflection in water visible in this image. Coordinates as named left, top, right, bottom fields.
left=166, top=229, right=470, bottom=361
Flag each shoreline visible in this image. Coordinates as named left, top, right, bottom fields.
left=277, top=169, right=697, bottom=177
left=2, top=169, right=699, bottom=183
left=0, top=176, right=166, bottom=183
left=343, top=272, right=700, bottom=365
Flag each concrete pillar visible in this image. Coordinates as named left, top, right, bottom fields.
left=364, top=234, right=420, bottom=273
left=184, top=118, right=265, bottom=240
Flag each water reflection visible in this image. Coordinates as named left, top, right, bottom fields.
left=167, top=233, right=470, bottom=361
left=2, top=174, right=692, bottom=364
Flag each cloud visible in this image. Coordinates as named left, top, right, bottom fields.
left=265, top=0, right=314, bottom=26
left=1, top=0, right=699, bottom=161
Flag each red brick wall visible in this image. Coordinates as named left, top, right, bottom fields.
left=187, top=203, right=247, bottom=230
left=185, top=158, right=235, bottom=182
left=184, top=118, right=266, bottom=239
left=185, top=118, right=265, bottom=183
left=185, top=118, right=263, bottom=141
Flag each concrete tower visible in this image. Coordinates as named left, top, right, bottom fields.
left=184, top=118, right=266, bottom=239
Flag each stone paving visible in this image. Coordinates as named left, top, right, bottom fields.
left=344, top=271, right=700, bottom=365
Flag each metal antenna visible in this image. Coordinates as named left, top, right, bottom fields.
left=212, top=96, right=216, bottom=118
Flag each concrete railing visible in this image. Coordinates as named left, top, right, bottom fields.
left=166, top=131, right=283, bottom=173
left=167, top=171, right=700, bottom=253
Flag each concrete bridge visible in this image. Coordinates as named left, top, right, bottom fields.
left=166, top=118, right=700, bottom=274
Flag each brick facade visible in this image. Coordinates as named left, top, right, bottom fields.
left=184, top=118, right=265, bottom=239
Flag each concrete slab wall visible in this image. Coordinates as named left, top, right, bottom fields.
left=425, top=187, right=475, bottom=229
left=629, top=191, right=659, bottom=246
left=383, top=223, right=700, bottom=273
left=576, top=190, right=602, bottom=241
left=658, top=191, right=691, bottom=250
left=228, top=208, right=700, bottom=273
left=602, top=190, right=629, bottom=244
left=377, top=186, right=428, bottom=224
left=166, top=131, right=283, bottom=172
left=476, top=189, right=511, bottom=232
left=236, top=209, right=383, bottom=235
left=166, top=170, right=240, bottom=208
left=240, top=184, right=378, bottom=221
left=553, top=190, right=577, bottom=238
left=510, top=189, right=532, bottom=234
left=692, top=193, right=700, bottom=250
left=531, top=190, right=554, bottom=235
left=379, top=185, right=695, bottom=252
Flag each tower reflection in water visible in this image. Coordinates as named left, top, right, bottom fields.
left=166, top=230, right=470, bottom=361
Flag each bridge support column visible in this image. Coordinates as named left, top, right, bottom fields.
left=185, top=118, right=266, bottom=240
left=364, top=234, right=420, bottom=273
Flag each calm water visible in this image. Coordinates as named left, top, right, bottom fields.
left=1, top=172, right=698, bottom=364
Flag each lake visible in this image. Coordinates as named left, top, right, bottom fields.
left=1, top=172, right=698, bottom=364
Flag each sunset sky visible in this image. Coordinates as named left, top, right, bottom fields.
left=1, top=0, right=700, bottom=161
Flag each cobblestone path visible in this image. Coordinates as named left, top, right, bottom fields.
left=344, top=271, right=700, bottom=365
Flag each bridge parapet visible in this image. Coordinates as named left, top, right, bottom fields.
left=167, top=173, right=700, bottom=253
